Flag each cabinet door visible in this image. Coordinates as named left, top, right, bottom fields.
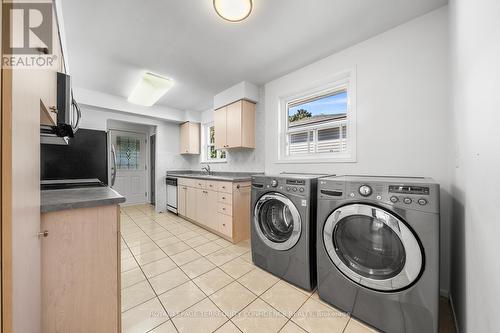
left=178, top=186, right=187, bottom=216
left=206, top=190, right=219, bottom=230
left=180, top=123, right=189, bottom=154
left=186, top=187, right=197, bottom=221
left=188, top=123, right=201, bottom=154
left=218, top=213, right=233, bottom=238
left=214, top=106, right=227, bottom=149
left=226, top=101, right=242, bottom=148
left=196, top=189, right=207, bottom=225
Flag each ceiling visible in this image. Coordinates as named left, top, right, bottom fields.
left=61, top=0, right=447, bottom=112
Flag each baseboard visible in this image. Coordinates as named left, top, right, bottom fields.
left=449, top=293, right=460, bottom=333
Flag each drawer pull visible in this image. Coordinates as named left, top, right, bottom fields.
left=222, top=197, right=226, bottom=200
left=222, top=208, right=226, bottom=211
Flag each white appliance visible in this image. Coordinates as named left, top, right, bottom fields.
left=166, top=177, right=178, bottom=214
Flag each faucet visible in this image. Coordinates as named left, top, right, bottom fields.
left=202, top=165, right=211, bottom=175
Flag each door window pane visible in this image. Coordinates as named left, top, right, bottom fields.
left=116, top=136, right=141, bottom=170
left=333, top=215, right=406, bottom=280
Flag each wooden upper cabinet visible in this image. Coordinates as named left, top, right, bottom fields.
left=214, top=100, right=256, bottom=149
left=179, top=122, right=200, bottom=154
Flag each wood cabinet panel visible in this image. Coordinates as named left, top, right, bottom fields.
left=214, top=107, right=227, bottom=149
left=218, top=192, right=232, bottom=205
left=178, top=186, right=187, bottom=216
left=218, top=182, right=232, bottom=194
left=218, top=202, right=232, bottom=216
left=226, top=101, right=242, bottom=148
left=194, top=179, right=206, bottom=189
left=218, top=213, right=233, bottom=238
left=41, top=205, right=120, bottom=333
left=185, top=187, right=197, bottom=220
left=180, top=122, right=200, bottom=154
left=206, top=180, right=218, bottom=191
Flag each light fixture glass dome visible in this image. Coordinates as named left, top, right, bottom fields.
left=213, top=0, right=253, bottom=22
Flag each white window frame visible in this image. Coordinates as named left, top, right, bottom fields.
left=277, top=69, right=357, bottom=163
left=201, top=122, right=227, bottom=164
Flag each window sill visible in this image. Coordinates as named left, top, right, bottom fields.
left=200, top=160, right=228, bottom=164
left=275, top=155, right=356, bottom=164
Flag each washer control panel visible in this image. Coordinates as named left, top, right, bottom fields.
left=252, top=176, right=314, bottom=197
left=317, top=176, right=439, bottom=213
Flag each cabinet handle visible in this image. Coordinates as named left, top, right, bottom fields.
left=222, top=224, right=226, bottom=227
left=49, top=106, right=58, bottom=114
left=38, top=230, right=49, bottom=238
left=222, top=197, right=226, bottom=200
left=222, top=208, right=226, bottom=211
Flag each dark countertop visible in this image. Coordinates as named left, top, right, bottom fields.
left=41, top=186, right=126, bottom=213
left=167, top=170, right=263, bottom=182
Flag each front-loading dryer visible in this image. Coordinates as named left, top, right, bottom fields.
left=251, top=173, right=326, bottom=291
left=316, top=175, right=440, bottom=333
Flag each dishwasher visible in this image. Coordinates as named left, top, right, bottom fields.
left=166, top=177, right=178, bottom=214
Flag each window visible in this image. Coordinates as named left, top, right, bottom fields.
left=202, top=123, right=227, bottom=163
left=116, top=136, right=141, bottom=170
left=278, top=71, right=356, bottom=162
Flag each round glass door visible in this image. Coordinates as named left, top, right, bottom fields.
left=323, top=204, right=423, bottom=291
left=254, top=193, right=301, bottom=251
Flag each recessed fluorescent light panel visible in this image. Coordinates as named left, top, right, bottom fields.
left=128, top=72, right=173, bottom=107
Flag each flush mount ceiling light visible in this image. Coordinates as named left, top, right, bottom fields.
left=128, top=72, right=173, bottom=107
left=213, top=0, right=253, bottom=22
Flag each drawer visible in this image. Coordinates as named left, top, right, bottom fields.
left=178, top=177, right=196, bottom=187
left=218, top=192, right=232, bottom=205
left=194, top=179, right=206, bottom=189
left=218, top=213, right=232, bottom=237
left=218, top=182, right=232, bottom=194
left=218, top=202, right=233, bottom=216
left=206, top=180, right=218, bottom=191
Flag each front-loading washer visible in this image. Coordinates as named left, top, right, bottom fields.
left=316, top=175, right=440, bottom=333
left=251, top=173, right=326, bottom=291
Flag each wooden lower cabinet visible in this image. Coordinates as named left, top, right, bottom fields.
left=41, top=205, right=120, bottom=333
left=177, top=178, right=251, bottom=243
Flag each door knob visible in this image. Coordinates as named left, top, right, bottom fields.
left=38, top=230, right=49, bottom=238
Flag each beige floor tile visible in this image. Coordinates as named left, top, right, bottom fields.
left=135, top=249, right=168, bottom=265
left=232, top=298, right=288, bottom=333
left=237, top=268, right=279, bottom=295
left=225, top=244, right=249, bottom=256
left=214, top=238, right=233, bottom=248
left=180, top=257, right=216, bottom=279
left=125, top=237, right=156, bottom=249
left=207, top=247, right=241, bottom=266
left=344, top=318, right=380, bottom=333
left=123, top=232, right=149, bottom=242
left=215, top=320, right=241, bottom=332
left=170, top=248, right=202, bottom=266
left=184, top=235, right=211, bottom=247
left=194, top=241, right=223, bottom=256
left=291, top=298, right=350, bottom=333
left=168, top=226, right=192, bottom=235
left=129, top=242, right=160, bottom=255
left=122, top=257, right=139, bottom=272
left=202, top=232, right=221, bottom=241
left=141, top=257, right=177, bottom=278
left=220, top=257, right=256, bottom=279
left=239, top=252, right=253, bottom=263
left=149, top=320, right=178, bottom=332
left=279, top=321, right=307, bottom=332
left=193, top=268, right=234, bottom=295
left=161, top=241, right=191, bottom=256
left=121, top=267, right=146, bottom=289
left=158, top=281, right=207, bottom=317
left=176, top=230, right=200, bottom=241
left=121, top=280, right=156, bottom=312
left=148, top=230, right=172, bottom=240
left=261, top=281, right=309, bottom=318
left=172, top=298, right=228, bottom=333
left=122, top=297, right=169, bottom=333
left=121, top=248, right=133, bottom=260
left=149, top=268, right=190, bottom=294
left=155, top=236, right=182, bottom=247
left=210, top=281, right=257, bottom=318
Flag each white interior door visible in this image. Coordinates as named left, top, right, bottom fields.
left=110, top=130, right=147, bottom=205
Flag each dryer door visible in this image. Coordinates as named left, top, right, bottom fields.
left=323, top=204, right=423, bottom=291
left=254, top=192, right=302, bottom=251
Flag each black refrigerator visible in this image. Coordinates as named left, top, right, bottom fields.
left=41, top=128, right=109, bottom=185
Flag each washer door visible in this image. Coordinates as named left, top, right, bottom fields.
left=323, top=204, right=423, bottom=291
left=254, top=192, right=302, bottom=251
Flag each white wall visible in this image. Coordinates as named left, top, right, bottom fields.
left=188, top=88, right=266, bottom=173
left=449, top=0, right=500, bottom=332
left=80, top=105, right=192, bottom=211
left=265, top=8, right=452, bottom=292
